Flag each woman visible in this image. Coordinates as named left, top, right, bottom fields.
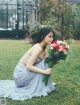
left=0, top=27, right=56, bottom=100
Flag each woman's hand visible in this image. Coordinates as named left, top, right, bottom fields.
left=44, top=68, right=52, bottom=75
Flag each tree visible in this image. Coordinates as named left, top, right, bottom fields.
left=39, top=0, right=80, bottom=40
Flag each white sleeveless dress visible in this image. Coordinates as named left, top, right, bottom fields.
left=0, top=52, right=56, bottom=100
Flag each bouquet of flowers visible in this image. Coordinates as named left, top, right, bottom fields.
left=43, top=40, right=70, bottom=86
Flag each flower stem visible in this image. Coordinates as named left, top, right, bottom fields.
left=43, top=74, right=50, bottom=86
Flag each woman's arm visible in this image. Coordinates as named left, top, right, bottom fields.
left=26, top=46, right=51, bottom=74
left=44, top=49, right=48, bottom=58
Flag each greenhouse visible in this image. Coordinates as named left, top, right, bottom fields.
left=0, top=0, right=39, bottom=30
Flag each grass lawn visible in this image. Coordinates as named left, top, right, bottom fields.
left=0, top=40, right=80, bottom=105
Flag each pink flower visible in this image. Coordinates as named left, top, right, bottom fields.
left=51, top=40, right=58, bottom=44
left=51, top=40, right=70, bottom=52
left=50, top=46, right=54, bottom=50
left=63, top=50, right=67, bottom=54
left=50, top=44, right=54, bottom=49
left=54, top=45, right=60, bottom=49
left=58, top=46, right=64, bottom=52
left=63, top=47, right=68, bottom=50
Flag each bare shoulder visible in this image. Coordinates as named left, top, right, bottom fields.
left=27, top=44, right=42, bottom=55
left=28, top=43, right=42, bottom=54
left=32, top=43, right=42, bottom=51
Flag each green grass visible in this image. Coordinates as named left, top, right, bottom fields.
left=0, top=40, right=80, bottom=105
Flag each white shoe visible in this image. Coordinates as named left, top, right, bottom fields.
left=52, top=82, right=57, bottom=87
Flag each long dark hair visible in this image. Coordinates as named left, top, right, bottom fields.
left=31, top=27, right=55, bottom=49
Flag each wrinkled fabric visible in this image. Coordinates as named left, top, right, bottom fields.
left=0, top=59, right=56, bottom=100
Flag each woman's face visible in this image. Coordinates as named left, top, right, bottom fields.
left=43, top=32, right=53, bottom=45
